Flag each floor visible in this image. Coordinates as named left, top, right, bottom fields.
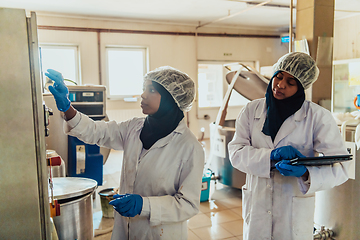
left=92, top=140, right=244, bottom=240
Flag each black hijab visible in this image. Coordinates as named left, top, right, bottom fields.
left=140, top=81, right=184, bottom=149
left=262, top=71, right=305, bottom=141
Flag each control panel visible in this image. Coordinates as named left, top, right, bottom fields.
left=68, top=85, right=106, bottom=120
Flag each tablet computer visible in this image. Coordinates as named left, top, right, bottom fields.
left=290, top=154, right=352, bottom=166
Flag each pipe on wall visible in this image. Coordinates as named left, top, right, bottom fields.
left=289, top=0, right=293, bottom=52
left=37, top=25, right=280, bottom=39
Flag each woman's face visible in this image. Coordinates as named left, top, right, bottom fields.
left=141, top=80, right=161, bottom=115
left=272, top=71, right=299, bottom=100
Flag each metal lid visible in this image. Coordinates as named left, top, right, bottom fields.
left=226, top=70, right=269, bottom=101
left=52, top=177, right=97, bottom=200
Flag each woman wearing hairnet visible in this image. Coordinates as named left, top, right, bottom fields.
left=45, top=66, right=205, bottom=240
left=228, top=52, right=350, bottom=239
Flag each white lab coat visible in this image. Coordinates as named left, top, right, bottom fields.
left=65, top=113, right=205, bottom=240
left=228, top=98, right=349, bottom=240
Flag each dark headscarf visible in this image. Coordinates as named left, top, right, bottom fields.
left=262, top=71, right=305, bottom=141
left=140, top=81, right=184, bottom=149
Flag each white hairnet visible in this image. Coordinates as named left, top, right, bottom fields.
left=144, top=66, right=195, bottom=112
left=272, top=52, right=320, bottom=90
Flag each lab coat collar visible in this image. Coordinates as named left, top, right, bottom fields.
left=136, top=118, right=186, bottom=150
left=254, top=99, right=308, bottom=148
left=273, top=101, right=307, bottom=146
left=254, top=98, right=308, bottom=121
left=255, top=99, right=274, bottom=148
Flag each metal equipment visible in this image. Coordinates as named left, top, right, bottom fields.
left=43, top=85, right=111, bottom=185
left=0, top=8, right=52, bottom=239
left=210, top=63, right=269, bottom=188
left=52, top=177, right=98, bottom=240
left=313, top=121, right=360, bottom=239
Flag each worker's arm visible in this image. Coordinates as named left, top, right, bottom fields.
left=64, top=105, right=77, bottom=121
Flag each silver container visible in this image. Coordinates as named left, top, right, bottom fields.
left=314, top=127, right=360, bottom=239
left=210, top=120, right=246, bottom=189
left=52, top=177, right=98, bottom=240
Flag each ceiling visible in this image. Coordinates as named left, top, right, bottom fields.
left=1, top=0, right=360, bottom=31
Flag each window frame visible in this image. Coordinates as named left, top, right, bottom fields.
left=39, top=44, right=81, bottom=86
left=105, top=45, right=149, bottom=100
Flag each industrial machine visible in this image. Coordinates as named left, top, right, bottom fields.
left=209, top=63, right=269, bottom=188
left=44, top=85, right=110, bottom=185
left=313, top=121, right=360, bottom=239
left=0, top=8, right=52, bottom=239
left=0, top=8, right=101, bottom=239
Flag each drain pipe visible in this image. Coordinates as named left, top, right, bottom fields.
left=313, top=226, right=334, bottom=240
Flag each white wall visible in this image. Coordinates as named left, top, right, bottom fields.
left=36, top=14, right=288, bottom=138
left=334, top=14, right=360, bottom=61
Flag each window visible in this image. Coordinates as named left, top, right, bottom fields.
left=106, top=46, right=148, bottom=99
left=198, top=62, right=251, bottom=108
left=40, top=45, right=80, bottom=90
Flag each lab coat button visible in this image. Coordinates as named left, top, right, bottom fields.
left=267, top=184, right=271, bottom=188
left=268, top=211, right=271, bottom=215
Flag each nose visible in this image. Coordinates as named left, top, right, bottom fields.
left=277, top=79, right=286, bottom=89
left=141, top=91, right=146, bottom=99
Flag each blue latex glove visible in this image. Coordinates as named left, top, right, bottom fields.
left=45, top=69, right=71, bottom=112
left=275, top=160, right=307, bottom=177
left=109, top=193, right=143, bottom=217
left=270, top=145, right=305, bottom=161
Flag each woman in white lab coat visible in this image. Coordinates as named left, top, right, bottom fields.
left=228, top=52, right=350, bottom=240
left=46, top=66, right=205, bottom=240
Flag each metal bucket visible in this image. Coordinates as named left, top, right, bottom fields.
left=98, top=188, right=116, bottom=218
left=52, top=177, right=98, bottom=240
left=209, top=121, right=246, bottom=189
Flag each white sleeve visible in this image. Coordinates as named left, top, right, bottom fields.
left=304, top=110, right=350, bottom=195
left=228, top=104, right=273, bottom=178
left=139, top=197, right=150, bottom=217
left=63, top=112, right=134, bottom=151
left=65, top=111, right=81, bottom=128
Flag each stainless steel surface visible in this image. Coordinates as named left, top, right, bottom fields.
left=43, top=94, right=69, bottom=172
left=314, top=126, right=360, bottom=239
left=210, top=120, right=246, bottom=189
left=226, top=70, right=269, bottom=101
left=210, top=65, right=268, bottom=189
left=0, top=8, right=51, bottom=239
left=52, top=177, right=97, bottom=200
left=51, top=160, right=66, bottom=177
left=53, top=177, right=97, bottom=240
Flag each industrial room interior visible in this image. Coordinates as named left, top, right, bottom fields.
left=1, top=0, right=360, bottom=239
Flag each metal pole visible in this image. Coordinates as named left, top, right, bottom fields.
left=289, top=0, right=293, bottom=52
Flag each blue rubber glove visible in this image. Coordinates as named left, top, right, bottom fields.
left=270, top=146, right=305, bottom=161
left=275, top=160, right=307, bottom=177
left=109, top=193, right=143, bottom=217
left=45, top=69, right=71, bottom=112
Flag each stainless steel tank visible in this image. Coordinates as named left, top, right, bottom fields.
left=210, top=120, right=245, bottom=189
left=314, top=124, right=360, bottom=239
left=210, top=65, right=269, bottom=189
left=52, top=177, right=98, bottom=240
